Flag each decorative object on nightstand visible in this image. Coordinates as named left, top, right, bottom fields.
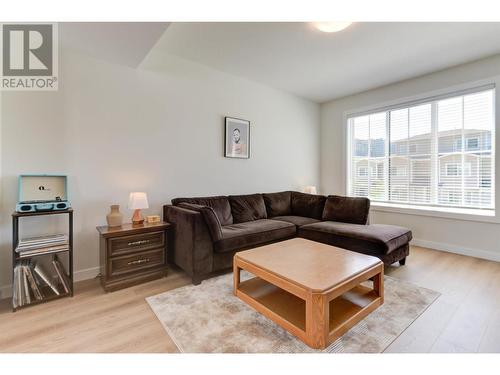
left=106, top=204, right=123, bottom=227
left=128, top=192, right=149, bottom=225
left=303, top=186, right=317, bottom=194
left=96, top=221, right=171, bottom=292
left=146, top=215, right=161, bottom=224
left=12, top=209, right=74, bottom=312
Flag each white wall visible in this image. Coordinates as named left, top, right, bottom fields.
left=0, top=50, right=320, bottom=296
left=320, top=54, right=500, bottom=261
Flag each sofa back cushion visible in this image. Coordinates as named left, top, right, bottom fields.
left=322, top=195, right=370, bottom=225
left=291, top=191, right=326, bottom=219
left=262, top=191, right=292, bottom=217
left=229, top=194, right=267, bottom=223
left=171, top=196, right=233, bottom=225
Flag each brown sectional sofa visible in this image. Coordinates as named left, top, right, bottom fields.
left=163, top=191, right=412, bottom=285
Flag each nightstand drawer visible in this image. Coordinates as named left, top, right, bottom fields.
left=109, top=248, right=165, bottom=277
left=108, top=231, right=165, bottom=256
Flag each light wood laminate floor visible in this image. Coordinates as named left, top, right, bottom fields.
left=1, top=246, right=499, bottom=353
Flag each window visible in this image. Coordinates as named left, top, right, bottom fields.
left=358, top=166, right=368, bottom=177
left=348, top=87, right=495, bottom=211
left=466, top=137, right=479, bottom=150
left=481, top=177, right=492, bottom=188
left=445, top=163, right=461, bottom=177
left=391, top=166, right=407, bottom=177
left=441, top=190, right=462, bottom=205
left=390, top=185, right=408, bottom=202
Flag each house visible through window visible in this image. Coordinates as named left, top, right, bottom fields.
left=466, top=137, right=479, bottom=150
left=445, top=163, right=461, bottom=177
left=357, top=166, right=368, bottom=177
left=391, top=166, right=407, bottom=177
left=348, top=87, right=495, bottom=211
left=464, top=161, right=472, bottom=177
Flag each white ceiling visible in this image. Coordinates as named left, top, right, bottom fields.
left=60, top=22, right=170, bottom=68
left=152, top=22, right=500, bottom=103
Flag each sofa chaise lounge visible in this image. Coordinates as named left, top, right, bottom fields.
left=163, top=191, right=412, bottom=285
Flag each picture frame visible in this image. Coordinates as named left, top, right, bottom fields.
left=224, top=117, right=250, bottom=159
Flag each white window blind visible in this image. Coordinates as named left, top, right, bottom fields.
left=348, top=87, right=495, bottom=211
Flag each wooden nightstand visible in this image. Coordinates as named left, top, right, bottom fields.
left=96, top=222, right=171, bottom=292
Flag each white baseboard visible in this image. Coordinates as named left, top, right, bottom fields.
left=411, top=238, right=500, bottom=263
left=73, top=266, right=100, bottom=282
left=0, top=266, right=100, bottom=300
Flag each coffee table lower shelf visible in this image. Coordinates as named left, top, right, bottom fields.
left=237, top=276, right=380, bottom=340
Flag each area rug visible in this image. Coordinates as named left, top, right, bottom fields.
left=146, top=272, right=439, bottom=353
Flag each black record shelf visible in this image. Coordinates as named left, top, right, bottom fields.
left=12, top=209, right=74, bottom=312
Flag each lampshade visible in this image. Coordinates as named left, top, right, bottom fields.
left=313, top=22, right=352, bottom=33
left=128, top=192, right=149, bottom=210
left=303, top=186, right=317, bottom=194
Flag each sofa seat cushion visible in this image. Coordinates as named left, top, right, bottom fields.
left=172, top=196, right=233, bottom=225
left=229, top=194, right=268, bottom=223
left=271, top=215, right=320, bottom=227
left=263, top=191, right=292, bottom=217
left=298, top=221, right=412, bottom=256
left=214, top=219, right=296, bottom=253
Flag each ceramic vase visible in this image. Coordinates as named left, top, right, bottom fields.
left=106, top=205, right=123, bottom=227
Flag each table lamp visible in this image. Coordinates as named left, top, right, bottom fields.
left=128, top=192, right=149, bottom=225
left=303, top=186, right=317, bottom=194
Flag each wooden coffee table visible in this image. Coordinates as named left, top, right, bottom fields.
left=233, top=238, right=384, bottom=349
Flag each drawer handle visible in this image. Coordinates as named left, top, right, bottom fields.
left=127, top=258, right=150, bottom=266
left=128, top=239, right=150, bottom=246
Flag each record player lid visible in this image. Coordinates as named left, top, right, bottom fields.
left=18, top=175, right=68, bottom=203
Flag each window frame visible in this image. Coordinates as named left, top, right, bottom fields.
left=345, top=81, right=497, bottom=222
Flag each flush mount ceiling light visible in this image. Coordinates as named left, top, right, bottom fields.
left=313, top=22, right=352, bottom=33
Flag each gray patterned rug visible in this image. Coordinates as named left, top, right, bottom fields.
left=146, top=272, right=439, bottom=353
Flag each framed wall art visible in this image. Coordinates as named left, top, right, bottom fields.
left=224, top=117, right=250, bottom=159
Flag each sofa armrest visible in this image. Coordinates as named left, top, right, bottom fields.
left=322, top=195, right=370, bottom=225
left=163, top=205, right=214, bottom=280
left=177, top=202, right=223, bottom=242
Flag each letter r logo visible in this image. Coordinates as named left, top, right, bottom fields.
left=2, top=24, right=53, bottom=76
